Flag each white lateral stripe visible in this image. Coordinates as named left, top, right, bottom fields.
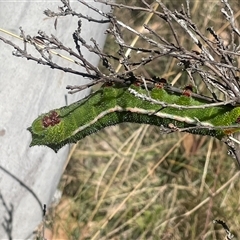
left=71, top=105, right=213, bottom=136
left=72, top=106, right=122, bottom=136
left=125, top=107, right=213, bottom=126
left=128, top=87, right=231, bottom=109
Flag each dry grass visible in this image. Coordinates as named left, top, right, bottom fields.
left=44, top=1, right=240, bottom=239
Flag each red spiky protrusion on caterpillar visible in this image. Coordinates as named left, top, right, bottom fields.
left=42, top=111, right=60, bottom=127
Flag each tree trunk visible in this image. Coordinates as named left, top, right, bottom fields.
left=0, top=1, right=110, bottom=238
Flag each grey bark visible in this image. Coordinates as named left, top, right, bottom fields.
left=0, top=1, right=110, bottom=238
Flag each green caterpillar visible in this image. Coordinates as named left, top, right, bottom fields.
left=28, top=83, right=240, bottom=152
